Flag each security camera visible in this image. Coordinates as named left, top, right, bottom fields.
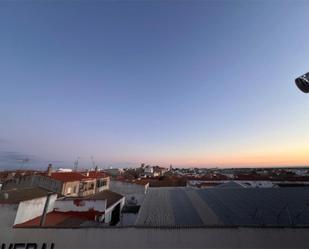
left=295, top=72, right=309, bottom=93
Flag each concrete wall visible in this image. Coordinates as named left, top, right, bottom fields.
left=2, top=175, right=36, bottom=190
left=0, top=204, right=18, bottom=228
left=33, top=175, right=63, bottom=194
left=0, top=227, right=309, bottom=249
left=1, top=201, right=309, bottom=249
left=104, top=197, right=125, bottom=223
left=2, top=175, right=64, bottom=194
left=54, top=200, right=106, bottom=212
left=110, top=181, right=148, bottom=205
left=14, top=194, right=58, bottom=225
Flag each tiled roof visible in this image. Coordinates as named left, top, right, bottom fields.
left=14, top=211, right=92, bottom=228
left=115, top=177, right=149, bottom=186
left=42, top=172, right=95, bottom=182
left=41, top=171, right=108, bottom=183
left=83, top=171, right=108, bottom=178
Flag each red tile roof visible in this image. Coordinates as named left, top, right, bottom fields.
left=42, top=172, right=94, bottom=182
left=40, top=171, right=109, bottom=183
left=83, top=171, right=108, bottom=178
left=14, top=211, right=101, bottom=228
left=115, top=176, right=149, bottom=186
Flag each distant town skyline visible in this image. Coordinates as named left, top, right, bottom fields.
left=1, top=0, right=309, bottom=169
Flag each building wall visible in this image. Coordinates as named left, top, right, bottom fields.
left=14, top=194, right=58, bottom=226
left=54, top=199, right=106, bottom=213
left=2, top=175, right=36, bottom=190
left=104, top=197, right=125, bottom=223
left=0, top=204, right=18, bottom=228
left=104, top=169, right=122, bottom=177
left=62, top=181, right=80, bottom=196
left=2, top=175, right=63, bottom=194
left=144, top=166, right=154, bottom=174
left=78, top=180, right=96, bottom=197
left=95, top=177, right=110, bottom=193
left=109, top=181, right=148, bottom=206
left=3, top=175, right=109, bottom=197
left=1, top=227, right=309, bottom=249
left=33, top=176, right=63, bottom=194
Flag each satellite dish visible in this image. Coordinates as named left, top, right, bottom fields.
left=295, top=72, right=309, bottom=93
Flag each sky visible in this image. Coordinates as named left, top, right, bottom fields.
left=0, top=0, right=309, bottom=169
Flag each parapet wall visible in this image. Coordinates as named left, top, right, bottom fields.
left=0, top=227, right=309, bottom=249
left=54, top=199, right=106, bottom=212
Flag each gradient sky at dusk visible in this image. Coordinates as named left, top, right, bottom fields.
left=1, top=0, right=309, bottom=169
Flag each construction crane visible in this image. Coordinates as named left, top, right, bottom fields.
left=295, top=72, right=309, bottom=93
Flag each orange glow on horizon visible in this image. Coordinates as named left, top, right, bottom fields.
left=167, top=148, right=309, bottom=168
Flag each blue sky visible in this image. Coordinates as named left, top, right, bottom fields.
left=1, top=0, right=309, bottom=169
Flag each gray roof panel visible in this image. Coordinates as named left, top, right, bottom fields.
left=169, top=189, right=203, bottom=226
left=136, top=187, right=309, bottom=227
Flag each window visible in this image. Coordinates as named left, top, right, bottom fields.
left=90, top=183, right=94, bottom=190
left=97, top=179, right=107, bottom=188
left=66, top=187, right=72, bottom=194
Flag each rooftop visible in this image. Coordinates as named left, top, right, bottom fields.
left=0, top=187, right=53, bottom=204
left=14, top=211, right=94, bottom=228
left=41, top=172, right=95, bottom=182
left=84, top=171, right=108, bottom=179
left=215, top=181, right=244, bottom=188
left=114, top=177, right=149, bottom=186
left=86, top=190, right=123, bottom=208
left=136, top=187, right=309, bottom=227
left=64, top=190, right=124, bottom=209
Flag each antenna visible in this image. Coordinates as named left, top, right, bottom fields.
left=74, top=157, right=80, bottom=172
left=91, top=156, right=96, bottom=168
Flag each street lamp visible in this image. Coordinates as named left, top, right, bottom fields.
left=295, top=72, right=309, bottom=93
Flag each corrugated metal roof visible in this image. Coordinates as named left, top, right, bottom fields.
left=198, top=188, right=309, bottom=226
left=135, top=187, right=309, bottom=227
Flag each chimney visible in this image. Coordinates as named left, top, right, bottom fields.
left=95, top=166, right=98, bottom=172
left=47, top=164, right=52, bottom=176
